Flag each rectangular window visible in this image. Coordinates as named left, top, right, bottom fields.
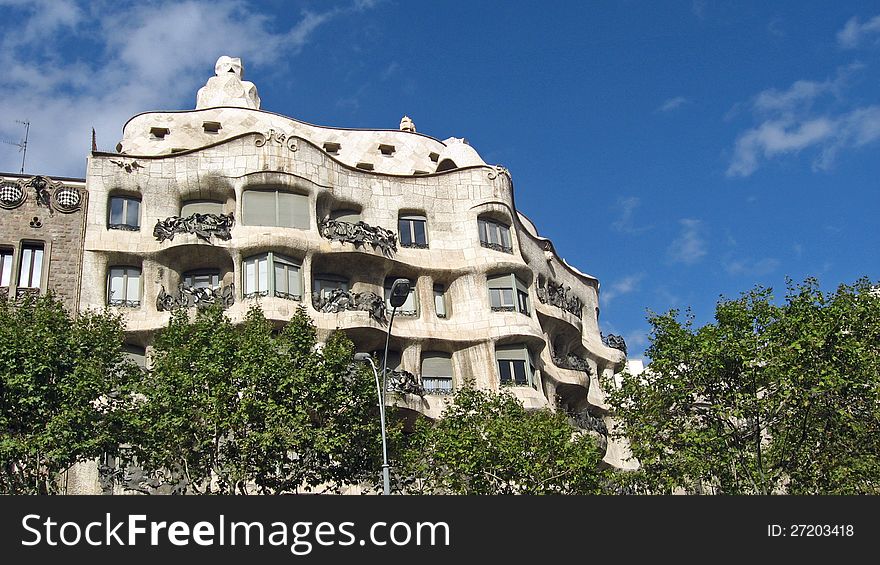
left=496, top=345, right=533, bottom=386
left=243, top=254, right=269, bottom=297
left=433, top=284, right=447, bottom=318
left=273, top=254, right=302, bottom=300
left=242, top=190, right=309, bottom=229
left=18, top=243, right=43, bottom=289
left=488, top=274, right=529, bottom=315
left=108, top=266, right=141, bottom=307
left=421, top=353, right=453, bottom=394
left=108, top=197, right=141, bottom=230
left=478, top=218, right=512, bottom=253
left=399, top=216, right=428, bottom=248
left=1, top=247, right=13, bottom=288
left=183, top=270, right=220, bottom=289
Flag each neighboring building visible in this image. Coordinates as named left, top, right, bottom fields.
left=0, top=172, right=87, bottom=312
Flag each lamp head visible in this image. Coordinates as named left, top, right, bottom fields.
left=389, top=278, right=411, bottom=308
left=353, top=353, right=371, bottom=362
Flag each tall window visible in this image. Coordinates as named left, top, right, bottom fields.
left=108, top=266, right=141, bottom=307
left=384, top=277, right=417, bottom=316
left=108, top=196, right=141, bottom=230
left=312, top=274, right=350, bottom=299
left=496, top=345, right=534, bottom=387
left=183, top=270, right=220, bottom=289
left=180, top=200, right=223, bottom=216
left=421, top=352, right=453, bottom=394
left=17, top=243, right=44, bottom=289
left=487, top=273, right=530, bottom=315
left=399, top=214, right=428, bottom=248
left=433, top=284, right=448, bottom=318
left=478, top=217, right=512, bottom=253
left=242, top=189, right=309, bottom=229
left=243, top=253, right=301, bottom=300
left=1, top=247, right=13, bottom=288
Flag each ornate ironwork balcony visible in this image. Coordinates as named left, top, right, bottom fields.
left=156, top=284, right=234, bottom=312
left=601, top=332, right=628, bottom=355
left=153, top=213, right=234, bottom=243
left=108, top=298, right=141, bottom=308
left=15, top=287, right=41, bottom=299
left=312, top=289, right=387, bottom=324
left=273, top=291, right=302, bottom=301
left=108, top=223, right=140, bottom=232
left=536, top=278, right=583, bottom=318
left=490, top=306, right=516, bottom=313
left=552, top=352, right=593, bottom=375
left=318, top=217, right=397, bottom=256
left=570, top=409, right=608, bottom=436
left=480, top=240, right=513, bottom=254
left=400, top=241, right=429, bottom=249
left=385, top=369, right=426, bottom=397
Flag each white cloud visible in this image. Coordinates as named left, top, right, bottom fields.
left=0, top=1, right=374, bottom=177
left=657, top=96, right=689, bottom=112
left=611, top=196, right=652, bottom=234
left=723, top=257, right=780, bottom=277
left=726, top=64, right=880, bottom=176
left=601, top=273, right=644, bottom=306
left=837, top=14, right=880, bottom=49
left=667, top=219, right=707, bottom=265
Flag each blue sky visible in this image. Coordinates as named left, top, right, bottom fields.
left=1, top=0, right=878, bottom=362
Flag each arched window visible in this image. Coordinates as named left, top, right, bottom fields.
left=108, top=196, right=141, bottom=230
left=421, top=352, right=453, bottom=394
left=242, top=189, right=309, bottom=229
left=180, top=200, right=223, bottom=216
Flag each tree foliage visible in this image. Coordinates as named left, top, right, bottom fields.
left=0, top=294, right=134, bottom=494
left=605, top=277, right=880, bottom=494
left=124, top=305, right=385, bottom=494
left=397, top=387, right=607, bottom=494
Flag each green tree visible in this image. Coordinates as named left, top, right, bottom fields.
left=125, top=305, right=385, bottom=494
left=0, top=294, right=134, bottom=494
left=605, top=277, right=880, bottom=494
left=397, top=387, right=607, bottom=494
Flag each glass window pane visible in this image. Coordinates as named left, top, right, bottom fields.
left=500, top=225, right=511, bottom=248
left=257, top=256, right=268, bottom=292
left=0, top=249, right=12, bottom=287
left=125, top=200, right=140, bottom=227
left=513, top=360, right=528, bottom=385
left=109, top=198, right=124, bottom=224
left=398, top=219, right=412, bottom=245
left=245, top=259, right=256, bottom=294
left=413, top=220, right=427, bottom=245
left=242, top=190, right=277, bottom=226
left=502, top=289, right=514, bottom=307
left=18, top=248, right=32, bottom=286
left=434, top=287, right=446, bottom=317
left=489, top=288, right=502, bottom=308
left=30, top=247, right=43, bottom=287
left=109, top=269, right=124, bottom=302
left=274, top=263, right=287, bottom=294
left=478, top=219, right=487, bottom=243
left=288, top=267, right=301, bottom=296
left=518, top=290, right=529, bottom=314
left=278, top=192, right=310, bottom=229
left=126, top=270, right=141, bottom=302
left=180, top=201, right=223, bottom=216
left=498, top=361, right=512, bottom=384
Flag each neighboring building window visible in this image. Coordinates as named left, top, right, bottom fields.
left=243, top=253, right=302, bottom=300
left=183, top=269, right=220, bottom=289
left=17, top=243, right=44, bottom=289
left=313, top=274, right=350, bottom=299
left=421, top=352, right=453, bottom=394
left=330, top=209, right=362, bottom=223
left=478, top=217, right=512, bottom=253
left=399, top=214, right=428, bottom=248
left=496, top=344, right=534, bottom=387
left=108, top=196, right=141, bottom=230
left=384, top=277, right=417, bottom=316
left=107, top=266, right=141, bottom=307
left=180, top=200, right=223, bottom=216
left=242, top=189, right=309, bottom=229
left=1, top=247, right=13, bottom=288
left=433, top=284, right=448, bottom=318
left=487, top=273, right=530, bottom=315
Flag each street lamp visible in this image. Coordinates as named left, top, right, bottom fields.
left=352, top=277, right=411, bottom=496
left=353, top=352, right=390, bottom=496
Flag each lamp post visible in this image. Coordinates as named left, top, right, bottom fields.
left=355, top=274, right=412, bottom=496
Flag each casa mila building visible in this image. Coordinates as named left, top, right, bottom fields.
left=8, top=56, right=634, bottom=479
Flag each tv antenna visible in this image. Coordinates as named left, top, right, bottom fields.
left=2, top=120, right=30, bottom=174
